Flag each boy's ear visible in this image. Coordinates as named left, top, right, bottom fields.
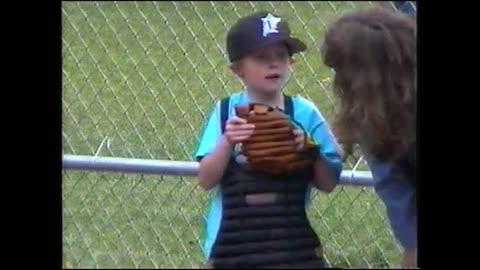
left=229, top=62, right=244, bottom=78
left=289, top=57, right=296, bottom=64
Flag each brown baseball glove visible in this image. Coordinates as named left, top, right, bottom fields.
left=235, top=103, right=318, bottom=174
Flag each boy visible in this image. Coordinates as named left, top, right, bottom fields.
left=195, top=11, right=342, bottom=268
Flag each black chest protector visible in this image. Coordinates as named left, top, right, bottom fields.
left=209, top=95, right=325, bottom=268
left=208, top=161, right=325, bottom=268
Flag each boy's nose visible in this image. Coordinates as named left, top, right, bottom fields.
left=268, top=59, right=282, bottom=68
left=269, top=62, right=279, bottom=69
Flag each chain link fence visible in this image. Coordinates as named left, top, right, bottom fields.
left=62, top=1, right=409, bottom=268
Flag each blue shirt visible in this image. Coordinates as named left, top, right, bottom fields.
left=194, top=91, right=343, bottom=259
left=366, top=157, right=417, bottom=249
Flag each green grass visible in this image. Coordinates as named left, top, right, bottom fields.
left=62, top=1, right=401, bottom=268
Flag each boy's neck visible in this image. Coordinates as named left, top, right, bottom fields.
left=246, top=89, right=285, bottom=109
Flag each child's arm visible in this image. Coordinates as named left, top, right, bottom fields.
left=293, top=122, right=342, bottom=192
left=312, top=154, right=339, bottom=192
left=197, top=135, right=233, bottom=190
left=198, top=116, right=254, bottom=190
left=311, top=121, right=342, bottom=192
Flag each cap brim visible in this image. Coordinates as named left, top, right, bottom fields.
left=262, top=36, right=307, bottom=55
left=231, top=36, right=307, bottom=62
left=284, top=37, right=307, bottom=54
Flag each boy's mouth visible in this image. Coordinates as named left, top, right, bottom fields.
left=265, top=73, right=282, bottom=80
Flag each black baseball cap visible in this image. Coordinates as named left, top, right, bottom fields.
left=226, top=11, right=307, bottom=62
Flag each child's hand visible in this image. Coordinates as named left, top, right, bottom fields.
left=293, top=128, right=305, bottom=150
left=224, top=116, right=255, bottom=145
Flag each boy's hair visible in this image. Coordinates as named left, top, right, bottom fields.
left=321, top=7, right=416, bottom=161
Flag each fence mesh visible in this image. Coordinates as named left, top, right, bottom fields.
left=62, top=1, right=407, bottom=268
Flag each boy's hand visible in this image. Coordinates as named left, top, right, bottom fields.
left=224, top=116, right=255, bottom=145
left=293, top=128, right=305, bottom=150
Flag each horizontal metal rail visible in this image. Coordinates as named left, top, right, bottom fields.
left=62, top=155, right=374, bottom=186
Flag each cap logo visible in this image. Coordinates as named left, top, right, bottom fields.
left=261, top=13, right=281, bottom=37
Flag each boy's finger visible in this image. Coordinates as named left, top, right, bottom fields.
left=229, top=130, right=254, bottom=137
left=228, top=116, right=247, bottom=124
left=226, top=124, right=255, bottom=131
left=292, top=128, right=302, bottom=135
left=233, top=135, right=252, bottom=142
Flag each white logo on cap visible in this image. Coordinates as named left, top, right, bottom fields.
left=261, top=13, right=281, bottom=37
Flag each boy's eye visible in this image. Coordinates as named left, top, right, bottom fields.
left=252, top=51, right=289, bottom=62
left=254, top=54, right=268, bottom=60
left=276, top=51, right=289, bottom=59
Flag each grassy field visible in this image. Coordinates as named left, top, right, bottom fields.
left=62, top=1, right=401, bottom=268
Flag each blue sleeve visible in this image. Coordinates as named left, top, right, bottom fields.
left=367, top=158, right=417, bottom=249
left=193, top=101, right=222, bottom=160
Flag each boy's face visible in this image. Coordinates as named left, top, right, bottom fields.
left=232, top=43, right=291, bottom=94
